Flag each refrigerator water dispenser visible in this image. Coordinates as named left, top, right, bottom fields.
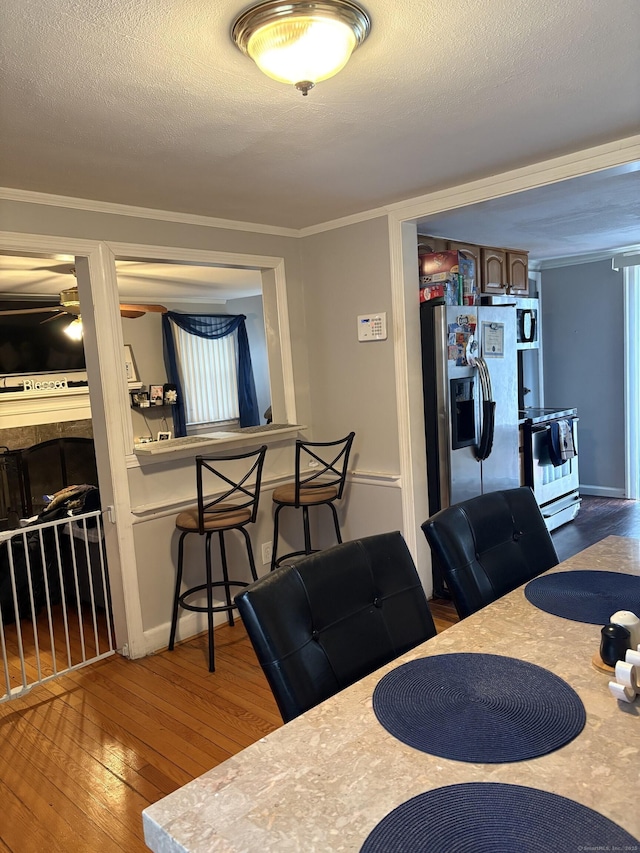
left=451, top=378, right=476, bottom=449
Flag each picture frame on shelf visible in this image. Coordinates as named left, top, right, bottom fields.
left=150, top=385, right=164, bottom=405
left=163, top=383, right=178, bottom=405
left=131, top=390, right=149, bottom=408
left=157, top=431, right=172, bottom=441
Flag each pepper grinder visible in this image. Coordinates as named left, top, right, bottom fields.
left=600, top=623, right=631, bottom=668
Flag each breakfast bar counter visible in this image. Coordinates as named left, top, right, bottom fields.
left=143, top=535, right=640, bottom=852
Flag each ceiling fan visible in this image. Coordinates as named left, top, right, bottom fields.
left=0, top=286, right=168, bottom=320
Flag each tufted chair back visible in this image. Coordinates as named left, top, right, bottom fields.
left=235, top=531, right=436, bottom=723
left=421, top=486, right=558, bottom=620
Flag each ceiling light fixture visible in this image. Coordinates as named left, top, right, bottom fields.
left=60, top=285, right=81, bottom=314
left=232, top=0, right=371, bottom=96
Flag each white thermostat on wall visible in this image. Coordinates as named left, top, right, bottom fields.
left=357, top=313, right=387, bottom=341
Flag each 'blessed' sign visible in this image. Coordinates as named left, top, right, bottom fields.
left=22, top=377, right=69, bottom=392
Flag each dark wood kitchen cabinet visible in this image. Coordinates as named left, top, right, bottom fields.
left=480, top=247, right=508, bottom=293
left=481, top=246, right=529, bottom=295
left=418, top=236, right=529, bottom=296
left=506, top=251, right=529, bottom=294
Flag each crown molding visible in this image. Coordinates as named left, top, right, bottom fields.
left=297, top=204, right=390, bottom=237
left=534, top=243, right=640, bottom=271
left=0, top=187, right=298, bottom=239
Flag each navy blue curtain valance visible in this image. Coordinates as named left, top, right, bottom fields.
left=162, top=312, right=260, bottom=437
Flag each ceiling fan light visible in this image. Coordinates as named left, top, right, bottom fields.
left=64, top=316, right=83, bottom=340
left=233, top=0, right=370, bottom=93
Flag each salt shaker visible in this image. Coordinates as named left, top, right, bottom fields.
left=610, top=611, right=640, bottom=650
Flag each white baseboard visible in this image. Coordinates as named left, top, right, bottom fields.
left=140, top=605, right=236, bottom=658
left=579, top=485, right=627, bottom=498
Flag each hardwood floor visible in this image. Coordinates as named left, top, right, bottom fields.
left=2, top=610, right=459, bottom=852
left=551, top=495, right=640, bottom=562
left=1, top=496, right=637, bottom=852
left=1, top=624, right=282, bottom=852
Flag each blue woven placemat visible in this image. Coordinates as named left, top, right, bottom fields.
left=360, top=783, right=639, bottom=853
left=525, top=570, right=640, bottom=624
left=372, top=653, right=585, bottom=763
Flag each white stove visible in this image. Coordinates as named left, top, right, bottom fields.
left=520, top=407, right=581, bottom=531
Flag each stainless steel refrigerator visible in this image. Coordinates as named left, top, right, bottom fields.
left=420, top=301, right=520, bottom=542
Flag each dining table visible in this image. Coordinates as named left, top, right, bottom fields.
left=142, top=535, right=640, bottom=852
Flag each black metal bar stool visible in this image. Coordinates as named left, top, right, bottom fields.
left=168, top=445, right=267, bottom=671
left=270, top=432, right=355, bottom=570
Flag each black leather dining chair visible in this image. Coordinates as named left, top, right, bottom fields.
left=235, top=531, right=437, bottom=723
left=421, top=486, right=559, bottom=619
left=270, top=432, right=355, bottom=570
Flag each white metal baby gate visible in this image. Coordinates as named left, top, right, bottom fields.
left=0, top=509, right=115, bottom=702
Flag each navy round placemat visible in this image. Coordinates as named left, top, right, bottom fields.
left=525, top=570, right=640, bottom=624
left=372, top=653, right=585, bottom=763
left=360, top=783, right=639, bottom=853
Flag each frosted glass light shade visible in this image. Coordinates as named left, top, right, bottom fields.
left=64, top=317, right=83, bottom=340
left=247, top=16, right=357, bottom=84
left=232, top=1, right=370, bottom=93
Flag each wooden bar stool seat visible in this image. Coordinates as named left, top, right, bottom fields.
left=175, top=504, right=252, bottom=530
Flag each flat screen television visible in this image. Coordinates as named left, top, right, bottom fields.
left=0, top=301, right=86, bottom=376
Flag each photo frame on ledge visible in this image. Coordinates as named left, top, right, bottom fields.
left=157, top=431, right=172, bottom=441
left=131, top=390, right=149, bottom=408
left=150, top=385, right=164, bottom=405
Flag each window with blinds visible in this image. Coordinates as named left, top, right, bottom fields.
left=173, top=325, right=239, bottom=426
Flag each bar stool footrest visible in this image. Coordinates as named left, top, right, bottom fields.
left=178, top=580, right=251, bottom=613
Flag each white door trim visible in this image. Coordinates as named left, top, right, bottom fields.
left=623, top=265, right=640, bottom=500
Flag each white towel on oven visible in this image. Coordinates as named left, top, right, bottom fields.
left=557, top=419, right=576, bottom=461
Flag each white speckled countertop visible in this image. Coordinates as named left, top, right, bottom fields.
left=143, top=536, right=640, bottom=852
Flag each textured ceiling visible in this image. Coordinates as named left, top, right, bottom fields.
left=418, top=163, right=640, bottom=262
left=1, top=0, right=639, bottom=231
left=0, top=256, right=263, bottom=300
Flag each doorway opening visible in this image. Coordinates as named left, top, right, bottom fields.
left=0, top=250, right=115, bottom=698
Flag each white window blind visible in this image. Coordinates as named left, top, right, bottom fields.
left=173, top=326, right=239, bottom=425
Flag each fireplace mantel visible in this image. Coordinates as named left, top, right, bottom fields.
left=0, top=386, right=91, bottom=428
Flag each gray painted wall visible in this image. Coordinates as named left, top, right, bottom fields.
left=300, top=217, right=398, bottom=475
left=541, top=259, right=625, bottom=495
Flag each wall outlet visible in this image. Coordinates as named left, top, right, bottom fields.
left=261, top=541, right=273, bottom=565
